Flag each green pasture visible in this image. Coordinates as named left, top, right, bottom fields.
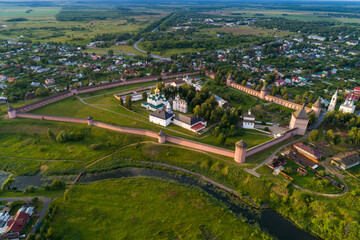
left=49, top=178, right=271, bottom=239
left=0, top=7, right=60, bottom=17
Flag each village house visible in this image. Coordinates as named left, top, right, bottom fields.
left=331, top=151, right=360, bottom=170
left=173, top=114, right=207, bottom=132
left=268, top=156, right=287, bottom=169
left=346, top=40, right=359, bottom=46
left=7, top=77, right=16, bottom=83
left=45, top=78, right=56, bottom=86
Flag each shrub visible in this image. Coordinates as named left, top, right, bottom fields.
left=90, top=144, right=102, bottom=150
left=24, top=185, right=36, bottom=193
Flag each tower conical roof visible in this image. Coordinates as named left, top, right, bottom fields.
left=8, top=105, right=14, bottom=112
left=293, top=105, right=308, bottom=120
left=236, top=140, right=248, bottom=148
left=313, top=98, right=321, bottom=108
left=227, top=73, right=233, bottom=80
left=261, top=85, right=266, bottom=91
left=158, top=130, right=165, bottom=136
left=87, top=115, right=93, bottom=120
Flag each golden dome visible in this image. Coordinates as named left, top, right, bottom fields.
left=154, top=86, right=160, bottom=93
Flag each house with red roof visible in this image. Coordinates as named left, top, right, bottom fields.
left=5, top=211, right=29, bottom=234
left=354, top=87, right=360, bottom=96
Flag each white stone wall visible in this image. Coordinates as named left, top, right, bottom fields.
left=149, top=115, right=171, bottom=126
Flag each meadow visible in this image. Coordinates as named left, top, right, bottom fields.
left=0, top=6, right=164, bottom=44
left=49, top=178, right=272, bottom=239
left=0, top=118, right=149, bottom=175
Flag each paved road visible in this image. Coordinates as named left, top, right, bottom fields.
left=134, top=38, right=171, bottom=61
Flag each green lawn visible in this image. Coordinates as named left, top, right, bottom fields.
left=0, top=118, right=149, bottom=167
left=248, top=136, right=302, bottom=166
left=49, top=178, right=271, bottom=240
left=282, top=160, right=341, bottom=194
left=199, top=132, right=272, bottom=150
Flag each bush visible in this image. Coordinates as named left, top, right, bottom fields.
left=24, top=185, right=36, bottom=193
left=90, top=144, right=102, bottom=150
left=56, top=130, right=85, bottom=143
left=45, top=179, right=66, bottom=191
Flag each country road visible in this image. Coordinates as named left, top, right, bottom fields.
left=134, top=37, right=171, bottom=61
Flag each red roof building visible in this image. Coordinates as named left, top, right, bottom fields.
left=6, top=212, right=30, bottom=233
left=354, top=87, right=360, bottom=96
left=293, top=142, right=322, bottom=161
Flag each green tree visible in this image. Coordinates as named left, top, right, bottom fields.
left=294, top=95, right=301, bottom=104
left=47, top=128, right=55, bottom=140
left=325, top=129, right=335, bottom=144
left=26, top=234, right=36, bottom=240
left=120, top=97, right=124, bottom=106
left=218, top=133, right=226, bottom=144
left=308, top=129, right=319, bottom=143
left=283, top=93, right=288, bottom=100
left=171, top=64, right=178, bottom=73
left=308, top=112, right=316, bottom=125
left=142, top=92, right=147, bottom=101
left=124, top=95, right=132, bottom=109
left=1, top=174, right=15, bottom=191
left=108, top=49, right=114, bottom=56
left=193, top=105, right=202, bottom=116
left=334, top=134, right=341, bottom=145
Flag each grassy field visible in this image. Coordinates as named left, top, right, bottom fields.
left=231, top=10, right=336, bottom=22
left=0, top=7, right=60, bottom=17
left=49, top=178, right=271, bottom=240
left=204, top=26, right=292, bottom=38
left=0, top=118, right=149, bottom=167
left=0, top=7, right=163, bottom=44
left=199, top=132, right=272, bottom=150
left=87, top=142, right=282, bottom=203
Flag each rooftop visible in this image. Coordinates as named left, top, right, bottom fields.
left=150, top=110, right=173, bottom=120
left=292, top=105, right=309, bottom=120
left=293, top=142, right=322, bottom=159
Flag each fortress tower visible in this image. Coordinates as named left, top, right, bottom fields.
left=234, top=140, right=247, bottom=163
left=289, top=105, right=309, bottom=135
left=312, top=97, right=321, bottom=118
left=7, top=105, right=16, bottom=119
left=226, top=74, right=233, bottom=87
left=158, top=130, right=166, bottom=143
left=260, top=85, right=267, bottom=100
left=87, top=115, right=94, bottom=126
left=327, top=90, right=338, bottom=112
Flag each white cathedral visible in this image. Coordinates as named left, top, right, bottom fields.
left=339, top=98, right=356, bottom=114
left=327, top=89, right=356, bottom=114
left=142, top=85, right=173, bottom=114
